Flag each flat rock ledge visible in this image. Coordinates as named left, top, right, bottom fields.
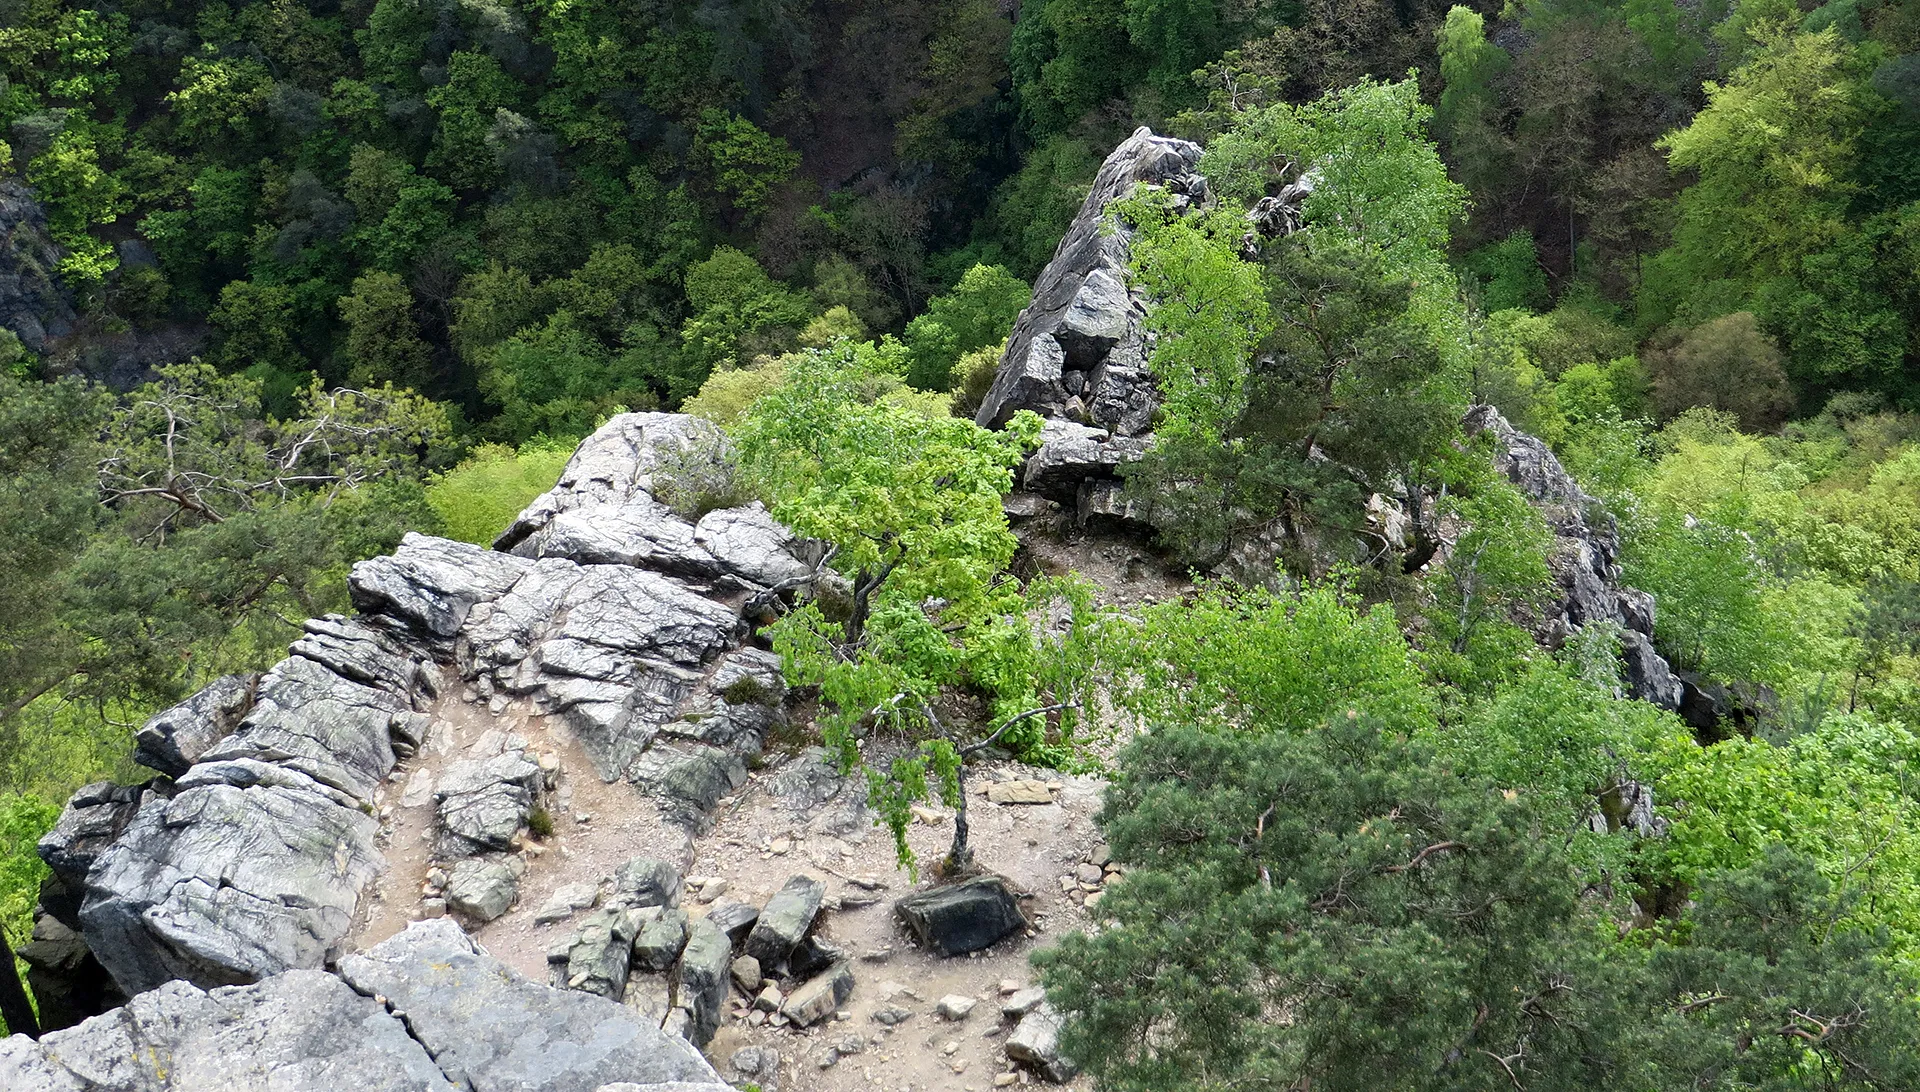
left=1, top=919, right=733, bottom=1092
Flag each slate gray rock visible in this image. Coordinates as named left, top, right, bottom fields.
left=16, top=912, right=120, bottom=1032
left=197, top=640, right=423, bottom=804
left=559, top=905, right=640, bottom=1000
left=446, top=855, right=525, bottom=922
left=0, top=179, right=76, bottom=352
left=79, top=778, right=383, bottom=996
left=704, top=899, right=759, bottom=945
left=630, top=743, right=747, bottom=827
left=349, top=533, right=534, bottom=644
left=977, top=127, right=1201, bottom=434
left=611, top=855, right=681, bottom=908
left=495, top=412, right=811, bottom=591
left=133, top=673, right=258, bottom=777
left=337, top=919, right=734, bottom=1092
left=37, top=783, right=146, bottom=900
left=1462, top=405, right=1683, bottom=709
left=780, top=961, right=854, bottom=1028
left=0, top=970, right=454, bottom=1092
left=631, top=907, right=690, bottom=972
left=676, top=915, right=733, bottom=1046
left=894, top=876, right=1027, bottom=956
left=744, top=874, right=825, bottom=968
left=436, top=751, right=542, bottom=854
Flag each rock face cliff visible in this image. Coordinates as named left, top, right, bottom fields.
left=976, top=126, right=1203, bottom=523
left=2, top=919, right=732, bottom=1092
left=0, top=180, right=75, bottom=353
left=1463, top=405, right=1681, bottom=709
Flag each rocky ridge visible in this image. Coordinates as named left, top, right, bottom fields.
left=13, top=412, right=822, bottom=1087
left=979, top=129, right=1685, bottom=717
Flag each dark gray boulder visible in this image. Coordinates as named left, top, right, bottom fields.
left=337, top=920, right=733, bottom=1091
left=894, top=876, right=1027, bottom=956
left=744, top=874, right=825, bottom=969
left=445, top=855, right=525, bottom=922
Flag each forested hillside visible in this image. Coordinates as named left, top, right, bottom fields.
left=4, top=0, right=1920, bottom=1085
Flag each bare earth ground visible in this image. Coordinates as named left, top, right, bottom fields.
left=343, top=525, right=1187, bottom=1089
left=348, top=683, right=1111, bottom=1092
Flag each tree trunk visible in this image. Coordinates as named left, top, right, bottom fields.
left=944, top=763, right=975, bottom=875
left=0, top=928, right=41, bottom=1039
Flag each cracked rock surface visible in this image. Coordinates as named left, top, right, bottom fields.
left=1, top=921, right=732, bottom=1092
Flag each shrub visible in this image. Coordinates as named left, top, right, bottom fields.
left=426, top=439, right=573, bottom=545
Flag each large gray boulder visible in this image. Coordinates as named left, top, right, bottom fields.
left=338, top=920, right=732, bottom=1092
left=78, top=776, right=384, bottom=996
left=0, top=970, right=454, bottom=1092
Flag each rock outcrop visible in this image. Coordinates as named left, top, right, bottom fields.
left=0, top=180, right=75, bottom=353
left=976, top=126, right=1204, bottom=522
left=29, top=411, right=810, bottom=1028
left=1, top=920, right=733, bottom=1092
left=1463, top=405, right=1682, bottom=708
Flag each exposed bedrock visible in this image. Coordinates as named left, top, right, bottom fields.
left=2, top=921, right=733, bottom=1092
left=34, top=411, right=809, bottom=1011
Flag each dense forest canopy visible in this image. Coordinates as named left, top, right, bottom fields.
left=4, top=0, right=1920, bottom=1084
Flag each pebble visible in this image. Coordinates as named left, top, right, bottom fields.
left=770, top=837, right=791, bottom=855
left=872, top=1005, right=913, bottom=1026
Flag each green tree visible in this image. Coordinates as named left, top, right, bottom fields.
left=340, top=270, right=434, bottom=390
left=734, top=341, right=1096, bottom=871
left=1643, top=26, right=1905, bottom=391
left=1645, top=312, right=1795, bottom=430
left=693, top=109, right=800, bottom=216
left=901, top=263, right=1030, bottom=391
left=1038, top=716, right=1611, bottom=1092
left=679, top=246, right=814, bottom=377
